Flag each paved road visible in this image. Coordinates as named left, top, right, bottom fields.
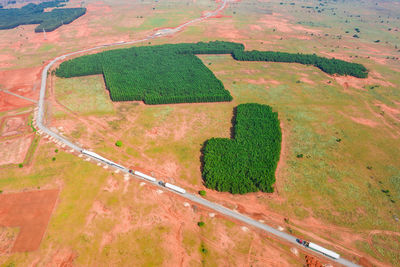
left=34, top=1, right=360, bottom=266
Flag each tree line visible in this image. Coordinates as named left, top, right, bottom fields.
left=232, top=50, right=368, bottom=78
left=0, top=0, right=86, bottom=32
left=202, top=103, right=281, bottom=194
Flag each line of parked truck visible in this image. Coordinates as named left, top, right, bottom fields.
left=81, top=151, right=341, bottom=262
left=81, top=149, right=186, bottom=194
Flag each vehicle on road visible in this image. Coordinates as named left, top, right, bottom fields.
left=81, top=149, right=124, bottom=170
left=165, top=183, right=186, bottom=194
left=134, top=170, right=157, bottom=182
left=296, top=238, right=340, bottom=259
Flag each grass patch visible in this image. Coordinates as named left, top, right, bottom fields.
left=23, top=134, right=40, bottom=165
left=356, top=234, right=400, bottom=266
left=54, top=75, right=114, bottom=115
left=182, top=230, right=198, bottom=256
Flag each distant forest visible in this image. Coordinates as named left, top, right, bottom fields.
left=0, top=0, right=86, bottom=32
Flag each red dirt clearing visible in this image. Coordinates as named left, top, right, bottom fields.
left=0, top=114, right=29, bottom=137
left=0, top=189, right=59, bottom=252
left=0, top=134, right=34, bottom=165
left=0, top=66, right=41, bottom=112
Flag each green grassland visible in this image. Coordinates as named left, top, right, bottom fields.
left=356, top=233, right=400, bottom=266
left=203, top=54, right=400, bottom=228
left=55, top=75, right=114, bottom=115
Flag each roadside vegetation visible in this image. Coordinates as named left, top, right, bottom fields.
left=0, top=0, right=86, bottom=32
left=202, top=103, right=281, bottom=194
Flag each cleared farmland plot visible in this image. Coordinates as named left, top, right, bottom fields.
left=54, top=75, right=114, bottom=115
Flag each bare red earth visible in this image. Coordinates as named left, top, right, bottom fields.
left=0, top=66, right=42, bottom=112
left=0, top=189, right=59, bottom=252
left=0, top=114, right=30, bottom=137
left=305, top=255, right=323, bottom=267
left=0, top=92, right=33, bottom=112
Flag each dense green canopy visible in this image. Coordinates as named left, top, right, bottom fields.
left=56, top=41, right=368, bottom=105
left=0, top=0, right=86, bottom=32
left=202, top=104, right=282, bottom=194
left=232, top=50, right=368, bottom=78
left=56, top=41, right=241, bottom=104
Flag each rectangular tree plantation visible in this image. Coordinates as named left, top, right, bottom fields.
left=55, top=41, right=242, bottom=105
left=202, top=103, right=282, bottom=194
left=56, top=40, right=368, bottom=105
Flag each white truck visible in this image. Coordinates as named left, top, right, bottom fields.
left=133, top=170, right=157, bottom=182
left=296, top=238, right=340, bottom=259
left=159, top=182, right=186, bottom=194
left=81, top=150, right=124, bottom=170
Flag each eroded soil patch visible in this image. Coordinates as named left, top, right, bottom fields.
left=0, top=115, right=29, bottom=137
left=0, top=134, right=33, bottom=165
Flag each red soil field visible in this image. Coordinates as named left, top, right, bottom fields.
left=0, top=114, right=29, bottom=137
left=0, top=92, right=34, bottom=113
left=0, top=66, right=41, bottom=112
left=0, top=134, right=34, bottom=165
left=0, top=189, right=59, bottom=252
left=305, top=255, right=323, bottom=267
